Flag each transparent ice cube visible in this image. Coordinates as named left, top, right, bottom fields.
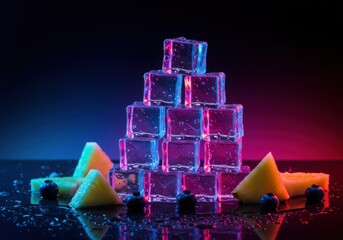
left=119, top=137, right=159, bottom=170
left=167, top=106, right=203, bottom=140
left=126, top=102, right=165, bottom=138
left=143, top=70, right=183, bottom=107
left=162, top=37, right=208, bottom=75
left=204, top=139, right=242, bottom=173
left=185, top=72, right=226, bottom=108
left=144, top=169, right=181, bottom=202
left=217, top=165, right=250, bottom=201
left=108, top=167, right=144, bottom=201
left=203, top=104, right=243, bottom=140
left=182, top=172, right=217, bottom=202
left=162, top=139, right=200, bottom=172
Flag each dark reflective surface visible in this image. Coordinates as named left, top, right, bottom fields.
left=0, top=160, right=342, bottom=239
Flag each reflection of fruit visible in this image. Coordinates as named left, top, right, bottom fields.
left=280, top=172, right=329, bottom=197
left=232, top=152, right=290, bottom=204
left=70, top=169, right=123, bottom=209
left=30, top=177, right=83, bottom=197
left=39, top=180, right=59, bottom=200
left=72, top=209, right=109, bottom=240
left=73, top=142, right=113, bottom=181
left=249, top=213, right=286, bottom=240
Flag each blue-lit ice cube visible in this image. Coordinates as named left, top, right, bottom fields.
left=162, top=139, right=200, bottom=172
left=144, top=169, right=181, bottom=202
left=143, top=70, right=183, bottom=107
left=167, top=106, right=203, bottom=140
left=204, top=139, right=242, bottom=173
left=203, top=104, right=244, bottom=140
left=185, top=72, right=226, bottom=108
left=108, top=167, right=144, bottom=200
left=182, top=172, right=218, bottom=202
left=162, top=37, right=208, bottom=75
left=126, top=102, right=165, bottom=138
left=119, top=137, right=159, bottom=170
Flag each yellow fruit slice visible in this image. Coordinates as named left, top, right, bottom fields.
left=70, top=169, right=123, bottom=209
left=73, top=142, right=113, bottom=181
left=281, top=172, right=329, bottom=197
left=232, top=152, right=290, bottom=204
left=30, top=177, right=83, bottom=197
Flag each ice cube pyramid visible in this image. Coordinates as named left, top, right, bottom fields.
left=110, top=37, right=247, bottom=202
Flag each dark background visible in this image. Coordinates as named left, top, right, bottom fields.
left=0, top=2, right=342, bottom=161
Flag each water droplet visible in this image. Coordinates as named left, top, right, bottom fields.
left=201, top=82, right=205, bottom=85
left=0, top=191, right=9, bottom=197
left=179, top=121, right=184, bottom=127
left=132, top=125, right=136, bottom=129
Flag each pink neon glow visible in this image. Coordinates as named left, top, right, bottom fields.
left=184, top=76, right=191, bottom=107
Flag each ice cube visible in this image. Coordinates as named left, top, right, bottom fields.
left=162, top=139, right=200, bottom=172
left=143, top=70, right=183, bottom=107
left=204, top=139, right=242, bottom=173
left=217, top=165, right=250, bottom=201
left=162, top=37, right=208, bottom=75
left=203, top=104, right=244, bottom=140
left=182, top=172, right=218, bottom=202
left=167, top=106, right=203, bottom=140
left=144, top=169, right=181, bottom=202
left=119, top=137, right=159, bottom=170
left=108, top=167, right=144, bottom=200
left=185, top=72, right=226, bottom=108
left=126, top=102, right=165, bottom=138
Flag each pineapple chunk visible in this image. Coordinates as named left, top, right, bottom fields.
left=281, top=172, right=329, bottom=197
left=73, top=142, right=113, bottom=181
left=30, top=177, right=83, bottom=197
left=70, top=169, right=123, bottom=209
left=232, top=152, right=290, bottom=204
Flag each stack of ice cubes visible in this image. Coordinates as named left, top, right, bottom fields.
left=109, top=37, right=250, bottom=202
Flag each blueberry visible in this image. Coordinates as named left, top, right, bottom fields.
left=305, top=184, right=324, bottom=204
left=126, top=192, right=146, bottom=213
left=39, top=180, right=59, bottom=200
left=177, top=190, right=197, bottom=209
left=260, top=193, right=279, bottom=212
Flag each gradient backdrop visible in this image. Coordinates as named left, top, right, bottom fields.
left=1, top=2, right=342, bottom=161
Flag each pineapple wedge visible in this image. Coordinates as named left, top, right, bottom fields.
left=73, top=142, right=113, bottom=181
left=70, top=169, right=123, bottom=209
left=232, top=152, right=290, bottom=204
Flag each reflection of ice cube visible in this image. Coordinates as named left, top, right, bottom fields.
left=144, top=169, right=181, bottom=202
left=108, top=168, right=144, bottom=200
left=203, top=104, right=244, bottom=140
left=167, top=107, right=203, bottom=140
left=162, top=37, right=208, bottom=75
left=126, top=102, right=165, bottom=138
left=119, top=224, right=158, bottom=240
left=162, top=139, right=200, bottom=172
left=204, top=139, right=242, bottom=173
left=182, top=172, right=217, bottom=202
left=143, top=70, right=183, bottom=107
left=119, top=138, right=159, bottom=170
left=185, top=72, right=226, bottom=108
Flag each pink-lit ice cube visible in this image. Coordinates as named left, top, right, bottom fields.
left=182, top=172, right=217, bottom=202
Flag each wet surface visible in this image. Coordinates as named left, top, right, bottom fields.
left=0, top=160, right=342, bottom=239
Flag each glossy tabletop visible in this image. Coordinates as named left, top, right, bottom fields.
left=0, top=160, right=342, bottom=239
